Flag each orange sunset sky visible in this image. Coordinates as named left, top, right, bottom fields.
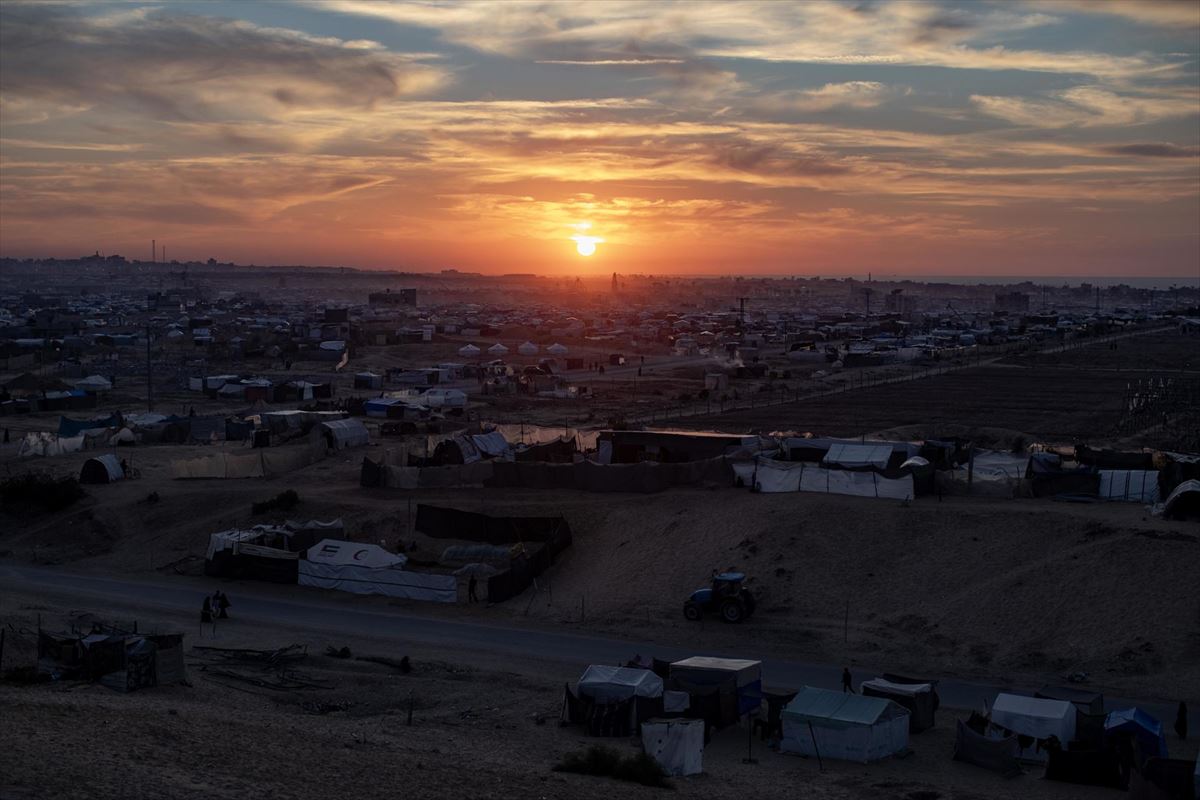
left=1, top=0, right=1198, bottom=277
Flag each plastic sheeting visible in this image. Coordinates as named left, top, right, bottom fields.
left=824, top=443, right=893, bottom=469
left=753, top=458, right=914, bottom=500
left=306, top=538, right=407, bottom=569
left=297, top=560, right=456, bottom=603
left=1097, top=470, right=1159, bottom=503
left=641, top=718, right=704, bottom=776
left=577, top=665, right=664, bottom=703
left=781, top=687, right=911, bottom=763
left=990, top=694, right=1075, bottom=762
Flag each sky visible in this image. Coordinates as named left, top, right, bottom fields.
left=1, top=1, right=1198, bottom=278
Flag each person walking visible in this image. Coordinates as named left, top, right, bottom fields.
left=216, top=591, right=231, bottom=619
left=1176, top=701, right=1188, bottom=741
left=842, top=667, right=854, bottom=694
left=467, top=575, right=479, bottom=604
left=201, top=596, right=213, bottom=628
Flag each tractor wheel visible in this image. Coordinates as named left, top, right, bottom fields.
left=683, top=603, right=702, bottom=621
left=720, top=600, right=744, bottom=623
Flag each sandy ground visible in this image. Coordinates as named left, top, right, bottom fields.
left=5, top=591, right=1194, bottom=800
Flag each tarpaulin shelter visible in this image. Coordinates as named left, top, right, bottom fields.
left=298, top=539, right=456, bottom=603
left=1098, top=470, right=1159, bottom=503
left=781, top=687, right=911, bottom=763
left=58, top=413, right=121, bottom=437
left=79, top=453, right=124, bottom=484
left=564, top=665, right=664, bottom=736
left=1105, top=708, right=1168, bottom=766
left=641, top=718, right=704, bottom=776
left=824, top=443, right=894, bottom=469
left=1162, top=479, right=1200, bottom=520
left=861, top=678, right=937, bottom=732
left=953, top=718, right=1021, bottom=777
left=669, top=657, right=761, bottom=730
left=751, top=458, right=914, bottom=499
left=990, top=693, right=1076, bottom=762
left=319, top=418, right=369, bottom=450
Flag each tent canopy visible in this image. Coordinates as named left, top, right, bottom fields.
left=990, top=693, right=1076, bottom=747
left=823, top=443, right=893, bottom=469
left=320, top=418, right=369, bottom=449
left=784, top=686, right=898, bottom=728
left=80, top=454, right=124, bottom=484
left=307, top=539, right=407, bottom=569
left=577, top=665, right=663, bottom=703
left=1104, top=707, right=1168, bottom=761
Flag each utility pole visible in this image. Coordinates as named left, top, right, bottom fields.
left=145, top=324, right=153, bottom=411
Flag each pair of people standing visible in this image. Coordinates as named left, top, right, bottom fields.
left=201, top=591, right=231, bottom=623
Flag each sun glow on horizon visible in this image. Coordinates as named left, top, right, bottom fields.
left=570, top=221, right=603, bottom=257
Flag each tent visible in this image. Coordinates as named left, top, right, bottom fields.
left=780, top=686, right=910, bottom=763
left=75, top=375, right=113, bottom=392
left=669, top=657, right=762, bottom=729
left=487, top=343, right=508, bottom=355
left=319, top=418, right=369, bottom=450
left=861, top=678, right=937, bottom=732
left=953, top=719, right=1021, bottom=777
left=298, top=539, right=456, bottom=603
left=823, top=443, right=893, bottom=469
left=1098, top=470, right=1159, bottom=503
left=518, top=341, right=538, bottom=356
left=1104, top=708, right=1168, bottom=765
left=577, top=665, right=664, bottom=704
left=79, top=454, right=124, bottom=484
left=547, top=342, right=568, bottom=355
left=989, top=693, right=1076, bottom=762
left=641, top=718, right=704, bottom=777
left=1163, top=479, right=1200, bottom=520
left=457, top=344, right=481, bottom=357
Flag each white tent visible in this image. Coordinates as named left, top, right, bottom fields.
left=306, top=539, right=406, bottom=568
left=457, top=344, right=481, bottom=357
left=781, top=686, right=910, bottom=763
left=823, top=443, right=893, bottom=469
left=989, top=693, right=1076, bottom=762
left=752, top=458, right=913, bottom=499
left=547, top=342, right=568, bottom=355
left=641, top=718, right=704, bottom=777
left=518, top=341, right=538, bottom=356
left=577, top=665, right=663, bottom=703
left=487, top=343, right=509, bottom=355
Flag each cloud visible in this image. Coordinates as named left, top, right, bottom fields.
left=971, top=86, right=1198, bottom=128
left=1099, top=142, right=1200, bottom=158
left=1024, top=0, right=1200, bottom=29
left=761, top=81, right=900, bottom=112
left=0, top=4, right=448, bottom=122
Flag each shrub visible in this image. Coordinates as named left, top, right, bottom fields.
left=554, top=745, right=672, bottom=789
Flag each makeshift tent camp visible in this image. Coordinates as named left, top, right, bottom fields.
left=990, top=693, right=1076, bottom=762
left=79, top=454, right=124, bottom=484
left=457, top=344, right=481, bottom=357
left=1104, top=708, right=1168, bottom=765
left=75, top=375, right=113, bottom=392
left=319, top=418, right=369, bottom=450
left=578, top=665, right=664, bottom=704
left=781, top=687, right=911, bottom=763
left=641, top=718, right=704, bottom=776
left=752, top=458, right=913, bottom=499
left=953, top=719, right=1021, bottom=777
left=861, top=678, right=937, bottom=732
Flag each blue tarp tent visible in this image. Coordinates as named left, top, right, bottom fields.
left=1105, top=707, right=1167, bottom=764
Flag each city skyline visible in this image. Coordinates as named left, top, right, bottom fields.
left=1, top=0, right=1198, bottom=276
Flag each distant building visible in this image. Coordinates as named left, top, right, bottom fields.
left=884, top=289, right=918, bottom=314
left=369, top=288, right=417, bottom=307
left=994, top=292, right=1030, bottom=312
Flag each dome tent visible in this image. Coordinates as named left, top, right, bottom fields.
left=487, top=343, right=508, bottom=355
left=457, top=344, right=481, bottom=357
left=518, top=341, right=538, bottom=356
left=547, top=342, right=568, bottom=355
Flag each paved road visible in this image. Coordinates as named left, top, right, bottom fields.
left=2, top=563, right=1192, bottom=729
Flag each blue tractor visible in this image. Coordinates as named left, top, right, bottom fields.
left=683, top=572, right=756, bottom=623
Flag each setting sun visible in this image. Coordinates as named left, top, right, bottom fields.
left=574, top=237, right=599, bottom=256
